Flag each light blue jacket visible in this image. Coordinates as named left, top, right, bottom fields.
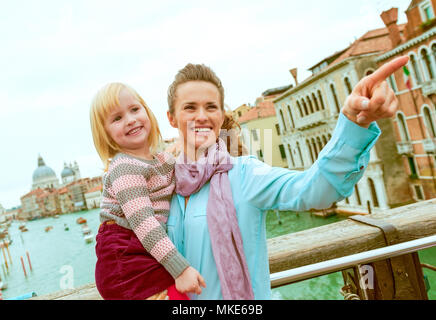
left=167, top=113, right=381, bottom=299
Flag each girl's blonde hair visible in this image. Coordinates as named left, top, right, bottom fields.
left=90, top=82, right=161, bottom=171
left=167, top=63, right=246, bottom=156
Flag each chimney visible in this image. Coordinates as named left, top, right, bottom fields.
left=380, top=7, right=402, bottom=49
left=290, top=68, right=298, bottom=86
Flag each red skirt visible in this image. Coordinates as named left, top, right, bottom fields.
left=95, top=221, right=185, bottom=300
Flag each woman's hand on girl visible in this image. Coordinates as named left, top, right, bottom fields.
left=175, top=266, right=206, bottom=295
left=341, top=55, right=409, bottom=128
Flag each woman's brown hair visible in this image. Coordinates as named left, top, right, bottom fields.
left=167, top=63, right=247, bottom=156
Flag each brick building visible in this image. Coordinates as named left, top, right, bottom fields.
left=376, top=1, right=436, bottom=201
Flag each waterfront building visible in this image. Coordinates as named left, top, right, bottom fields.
left=0, top=204, right=5, bottom=223
left=376, top=2, right=436, bottom=201
left=20, top=188, right=45, bottom=220
left=232, top=104, right=251, bottom=122
left=273, top=23, right=415, bottom=214
left=238, top=87, right=290, bottom=168
left=85, top=185, right=103, bottom=210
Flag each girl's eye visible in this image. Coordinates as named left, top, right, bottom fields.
left=132, top=107, right=139, bottom=112
left=184, top=105, right=195, bottom=110
left=113, top=116, right=121, bottom=122
left=208, top=105, right=218, bottom=109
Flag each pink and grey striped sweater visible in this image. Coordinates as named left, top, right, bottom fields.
left=100, top=152, right=189, bottom=279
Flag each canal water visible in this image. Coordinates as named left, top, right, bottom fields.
left=0, top=209, right=435, bottom=300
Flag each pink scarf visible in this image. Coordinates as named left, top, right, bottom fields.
left=175, top=139, right=254, bottom=299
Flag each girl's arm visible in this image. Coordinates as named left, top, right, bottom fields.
left=107, top=158, right=189, bottom=279
left=239, top=112, right=381, bottom=211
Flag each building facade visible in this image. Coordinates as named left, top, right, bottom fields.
left=274, top=24, right=414, bottom=214
left=238, top=87, right=291, bottom=168
left=376, top=2, right=436, bottom=201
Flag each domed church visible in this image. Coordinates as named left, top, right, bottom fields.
left=32, top=155, right=60, bottom=190
left=61, top=161, right=81, bottom=185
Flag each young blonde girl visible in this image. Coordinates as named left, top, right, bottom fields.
left=90, top=82, right=205, bottom=300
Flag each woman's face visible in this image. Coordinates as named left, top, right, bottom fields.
left=168, top=81, right=225, bottom=157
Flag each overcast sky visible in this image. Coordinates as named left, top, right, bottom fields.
left=0, top=0, right=412, bottom=209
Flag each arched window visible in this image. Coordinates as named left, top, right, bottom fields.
left=317, top=137, right=323, bottom=153
left=397, top=113, right=410, bottom=141
left=287, top=105, right=295, bottom=128
left=322, top=135, right=328, bottom=147
left=354, top=185, right=362, bottom=206
left=368, top=178, right=379, bottom=208
left=306, top=140, right=314, bottom=164
left=279, top=109, right=287, bottom=132
left=311, top=138, right=318, bottom=159
left=296, top=142, right=304, bottom=167
left=317, top=90, right=325, bottom=110
left=421, top=48, right=435, bottom=80
left=432, top=43, right=436, bottom=63
left=307, top=96, right=314, bottom=113
left=312, top=93, right=320, bottom=111
left=302, top=99, right=308, bottom=115
left=410, top=54, right=423, bottom=84
left=287, top=144, right=295, bottom=168
left=296, top=101, right=303, bottom=117
left=344, top=77, right=353, bottom=95
left=330, top=83, right=341, bottom=113
left=423, top=106, right=436, bottom=138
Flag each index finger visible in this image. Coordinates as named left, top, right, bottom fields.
left=366, top=55, right=409, bottom=89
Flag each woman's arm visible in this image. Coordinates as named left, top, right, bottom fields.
left=239, top=112, right=380, bottom=211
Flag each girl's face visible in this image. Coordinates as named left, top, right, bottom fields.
left=167, top=81, right=225, bottom=157
left=104, top=88, right=151, bottom=156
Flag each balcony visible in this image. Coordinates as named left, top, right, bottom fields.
left=423, top=138, right=436, bottom=153
left=421, top=80, right=436, bottom=97
left=295, top=110, right=330, bottom=130
left=396, top=141, right=413, bottom=155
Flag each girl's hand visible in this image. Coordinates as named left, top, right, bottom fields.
left=341, top=55, right=409, bottom=128
left=175, top=266, right=206, bottom=295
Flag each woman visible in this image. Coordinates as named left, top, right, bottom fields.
left=166, top=57, right=409, bottom=299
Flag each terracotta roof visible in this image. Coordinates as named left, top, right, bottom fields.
left=20, top=188, right=45, bottom=199
left=58, top=187, right=68, bottom=194
left=86, top=185, right=103, bottom=193
left=331, top=24, right=406, bottom=65
left=238, top=100, right=276, bottom=123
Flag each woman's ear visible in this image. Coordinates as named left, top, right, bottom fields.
left=167, top=110, right=177, bottom=129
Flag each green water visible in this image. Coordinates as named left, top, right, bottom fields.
left=266, top=210, right=436, bottom=300
left=0, top=209, right=435, bottom=299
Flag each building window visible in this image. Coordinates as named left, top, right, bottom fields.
left=413, top=184, right=425, bottom=200
left=410, top=54, right=423, bottom=85
left=287, top=105, right=295, bottom=128
left=296, top=101, right=303, bottom=117
left=279, top=109, right=287, bottom=132
left=432, top=43, right=436, bottom=64
left=317, top=90, right=325, bottom=110
left=388, top=74, right=398, bottom=92
left=287, top=144, right=295, bottom=167
left=330, top=83, right=341, bottom=113
left=421, top=48, right=435, bottom=80
left=238, top=111, right=242, bottom=117
left=423, top=106, right=436, bottom=138
left=420, top=0, right=435, bottom=22
left=296, top=142, right=304, bottom=167
left=275, top=123, right=281, bottom=135
left=344, top=77, right=352, bottom=95
left=302, top=99, right=308, bottom=115
left=279, top=144, right=286, bottom=159
left=312, top=93, right=320, bottom=111
left=408, top=156, right=418, bottom=178
left=355, top=185, right=362, bottom=206
left=306, top=140, right=314, bottom=164
left=251, top=129, right=259, bottom=141
left=397, top=113, right=410, bottom=141
left=368, top=178, right=379, bottom=208
left=307, top=96, right=314, bottom=113
left=257, top=149, right=263, bottom=160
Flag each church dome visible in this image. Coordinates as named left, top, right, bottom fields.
left=61, top=164, right=75, bottom=178
left=32, top=155, right=59, bottom=189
